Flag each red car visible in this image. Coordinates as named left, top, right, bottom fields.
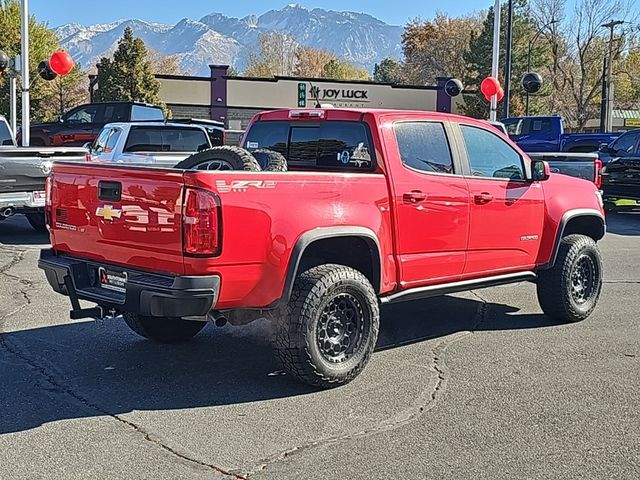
left=39, top=108, right=606, bottom=388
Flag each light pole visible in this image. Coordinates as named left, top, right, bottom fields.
left=20, top=0, right=29, bottom=146
left=525, top=18, right=558, bottom=116
left=601, top=20, right=624, bottom=132
left=489, top=0, right=501, bottom=122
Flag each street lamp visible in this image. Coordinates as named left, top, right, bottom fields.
left=525, top=18, right=559, bottom=115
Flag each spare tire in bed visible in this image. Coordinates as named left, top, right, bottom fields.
left=174, top=146, right=261, bottom=171
left=251, top=148, right=288, bottom=172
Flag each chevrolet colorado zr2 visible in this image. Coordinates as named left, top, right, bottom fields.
left=39, top=108, right=606, bottom=388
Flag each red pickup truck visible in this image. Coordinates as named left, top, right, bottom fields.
left=39, top=108, right=606, bottom=388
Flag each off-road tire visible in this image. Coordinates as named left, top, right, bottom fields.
left=174, top=146, right=261, bottom=171
left=536, top=234, right=603, bottom=323
left=273, top=264, right=380, bottom=389
left=123, top=313, right=206, bottom=344
left=251, top=148, right=288, bottom=172
left=26, top=212, right=47, bottom=232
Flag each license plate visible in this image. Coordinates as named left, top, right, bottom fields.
left=98, top=267, right=128, bottom=293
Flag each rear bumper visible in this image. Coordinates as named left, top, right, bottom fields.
left=0, top=191, right=46, bottom=210
left=38, top=249, right=220, bottom=319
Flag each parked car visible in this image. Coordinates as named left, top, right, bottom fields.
left=39, top=108, right=605, bottom=388
left=597, top=128, right=640, bottom=164
left=0, top=115, right=87, bottom=231
left=87, top=122, right=221, bottom=166
left=503, top=115, right=619, bottom=153
left=19, top=102, right=165, bottom=147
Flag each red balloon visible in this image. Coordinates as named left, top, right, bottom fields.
left=480, top=76, right=500, bottom=98
left=496, top=87, right=505, bottom=102
left=49, top=51, right=74, bottom=76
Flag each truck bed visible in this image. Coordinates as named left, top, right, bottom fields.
left=48, top=162, right=392, bottom=309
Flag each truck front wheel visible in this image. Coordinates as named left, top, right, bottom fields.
left=123, top=313, right=206, bottom=344
left=274, top=264, right=380, bottom=388
left=536, top=234, right=603, bottom=322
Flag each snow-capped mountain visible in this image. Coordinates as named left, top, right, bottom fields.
left=54, top=4, right=403, bottom=75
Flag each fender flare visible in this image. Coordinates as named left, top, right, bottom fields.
left=278, top=226, right=383, bottom=305
left=539, top=208, right=605, bottom=269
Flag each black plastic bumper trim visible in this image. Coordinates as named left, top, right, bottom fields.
left=38, top=249, right=220, bottom=319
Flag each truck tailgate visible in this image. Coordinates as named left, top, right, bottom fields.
left=50, top=163, right=186, bottom=275
left=0, top=147, right=86, bottom=193
left=528, top=152, right=599, bottom=183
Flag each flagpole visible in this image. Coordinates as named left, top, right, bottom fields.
left=490, top=0, right=501, bottom=121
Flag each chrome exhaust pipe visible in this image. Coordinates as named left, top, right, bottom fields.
left=1, top=207, right=14, bottom=218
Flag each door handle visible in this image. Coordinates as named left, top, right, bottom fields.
left=403, top=190, right=427, bottom=204
left=474, top=192, right=494, bottom=204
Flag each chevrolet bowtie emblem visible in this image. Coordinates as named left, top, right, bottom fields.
left=96, top=205, right=122, bottom=221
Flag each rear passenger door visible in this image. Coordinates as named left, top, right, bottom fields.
left=385, top=121, right=470, bottom=288
left=456, top=123, right=544, bottom=276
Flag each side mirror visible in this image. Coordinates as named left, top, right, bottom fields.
left=82, top=142, right=92, bottom=150
left=531, top=159, right=551, bottom=181
left=58, top=115, right=64, bottom=123
left=598, top=143, right=610, bottom=153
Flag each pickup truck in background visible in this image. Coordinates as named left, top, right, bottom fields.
left=87, top=122, right=221, bottom=166
left=503, top=115, right=619, bottom=153
left=19, top=101, right=165, bottom=147
left=39, top=108, right=606, bottom=388
left=599, top=129, right=640, bottom=209
left=0, top=116, right=87, bottom=231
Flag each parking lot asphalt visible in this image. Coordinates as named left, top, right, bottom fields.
left=0, top=212, right=639, bottom=479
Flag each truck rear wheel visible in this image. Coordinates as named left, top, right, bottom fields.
left=274, top=264, right=380, bottom=388
left=174, top=146, right=261, bottom=171
left=536, top=234, right=603, bottom=323
left=26, top=212, right=47, bottom=232
left=123, top=313, right=206, bottom=344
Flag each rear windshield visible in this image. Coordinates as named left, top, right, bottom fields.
left=124, top=127, right=209, bottom=153
left=242, top=120, right=375, bottom=170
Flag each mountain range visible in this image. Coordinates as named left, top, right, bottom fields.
left=54, top=4, right=404, bottom=76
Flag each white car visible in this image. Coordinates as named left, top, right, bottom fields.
left=88, top=122, right=217, bottom=166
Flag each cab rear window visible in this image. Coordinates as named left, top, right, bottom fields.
left=242, top=120, right=375, bottom=170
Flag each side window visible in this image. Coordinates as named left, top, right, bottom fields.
left=92, top=128, right=111, bottom=153
left=104, top=129, right=121, bottom=153
left=65, top=106, right=98, bottom=124
left=131, top=105, right=164, bottom=121
left=460, top=125, right=525, bottom=180
left=394, top=122, right=454, bottom=174
left=104, top=104, right=129, bottom=122
left=611, top=132, right=640, bottom=155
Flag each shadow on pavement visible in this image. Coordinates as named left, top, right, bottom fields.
left=0, top=215, right=50, bottom=246
left=606, top=211, right=640, bottom=236
left=0, top=293, right=562, bottom=435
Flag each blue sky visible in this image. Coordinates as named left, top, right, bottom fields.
left=32, top=0, right=494, bottom=27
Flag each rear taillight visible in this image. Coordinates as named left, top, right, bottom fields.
left=595, top=159, right=603, bottom=189
left=44, top=175, right=53, bottom=228
left=182, top=188, right=221, bottom=256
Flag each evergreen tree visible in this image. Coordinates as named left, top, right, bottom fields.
left=373, top=58, right=402, bottom=84
left=94, top=27, right=164, bottom=109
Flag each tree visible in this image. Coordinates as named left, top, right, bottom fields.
left=40, top=64, right=88, bottom=118
left=373, top=58, right=402, bottom=83
left=94, top=27, right=164, bottom=108
left=402, top=13, right=482, bottom=86
left=245, top=31, right=298, bottom=77
left=531, top=0, right=635, bottom=129
left=294, top=46, right=335, bottom=77
left=0, top=0, right=86, bottom=122
left=463, top=0, right=547, bottom=119
left=148, top=48, right=184, bottom=75
left=321, top=59, right=370, bottom=81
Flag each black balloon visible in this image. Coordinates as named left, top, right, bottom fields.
left=522, top=72, right=543, bottom=93
left=37, top=60, right=57, bottom=81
